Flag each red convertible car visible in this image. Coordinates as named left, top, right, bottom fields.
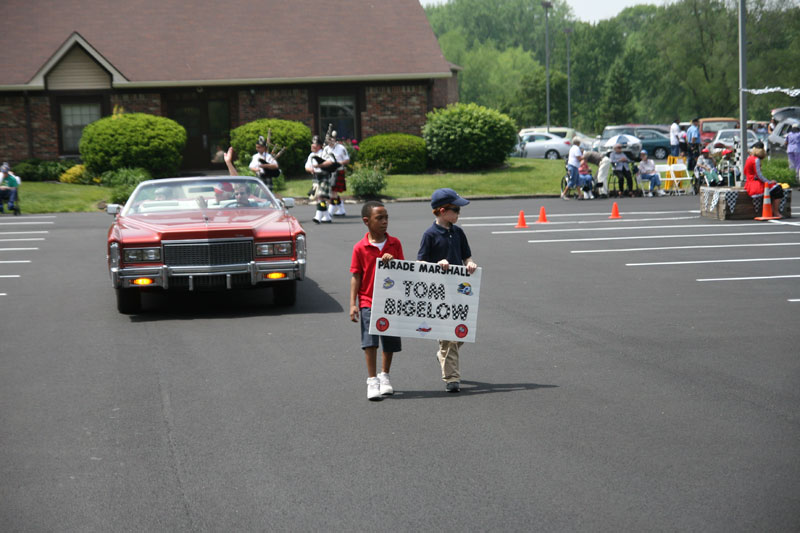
left=107, top=176, right=306, bottom=314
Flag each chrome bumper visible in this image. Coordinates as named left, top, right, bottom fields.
left=110, top=259, right=305, bottom=290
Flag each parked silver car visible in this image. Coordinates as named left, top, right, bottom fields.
left=521, top=132, right=573, bottom=159
left=767, top=117, right=800, bottom=159
left=709, top=128, right=759, bottom=155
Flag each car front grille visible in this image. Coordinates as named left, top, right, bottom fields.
left=163, top=240, right=253, bottom=266
left=168, top=273, right=252, bottom=291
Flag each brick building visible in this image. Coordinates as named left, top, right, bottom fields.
left=0, top=0, right=458, bottom=170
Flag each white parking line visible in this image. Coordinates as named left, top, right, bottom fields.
left=627, top=257, right=800, bottom=266
left=0, top=260, right=31, bottom=264
left=460, top=210, right=700, bottom=220
left=497, top=222, right=762, bottom=235
left=0, top=221, right=54, bottom=226
left=789, top=299, right=800, bottom=302
left=0, top=238, right=45, bottom=242
left=0, top=247, right=39, bottom=251
left=572, top=243, right=800, bottom=254
left=0, top=275, right=21, bottom=278
left=769, top=219, right=800, bottom=227
left=0, top=231, right=49, bottom=235
left=0, top=293, right=6, bottom=296
left=528, top=231, right=800, bottom=244
left=465, top=216, right=699, bottom=227
left=697, top=274, right=800, bottom=282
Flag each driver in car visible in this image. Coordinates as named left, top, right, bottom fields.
left=231, top=185, right=254, bottom=207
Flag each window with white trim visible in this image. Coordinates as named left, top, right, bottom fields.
left=60, top=102, right=102, bottom=153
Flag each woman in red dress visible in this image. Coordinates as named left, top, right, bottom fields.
left=744, top=141, right=783, bottom=216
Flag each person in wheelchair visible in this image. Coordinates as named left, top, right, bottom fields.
left=577, top=158, right=595, bottom=199
left=718, top=148, right=739, bottom=187
left=0, top=162, right=21, bottom=215
left=695, top=148, right=722, bottom=186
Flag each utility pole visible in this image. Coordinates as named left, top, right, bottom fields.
left=738, top=0, right=747, bottom=179
left=564, top=27, right=572, bottom=129
left=541, top=2, right=553, bottom=132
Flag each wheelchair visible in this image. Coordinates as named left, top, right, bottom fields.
left=0, top=188, right=20, bottom=215
left=560, top=165, right=599, bottom=199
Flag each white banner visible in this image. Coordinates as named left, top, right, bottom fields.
left=368, top=259, right=481, bottom=343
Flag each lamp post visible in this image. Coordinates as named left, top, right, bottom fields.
left=541, top=1, right=552, bottom=132
left=564, top=27, right=572, bottom=129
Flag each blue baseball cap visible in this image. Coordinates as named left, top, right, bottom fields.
left=640, top=149, right=648, bottom=155
left=431, top=188, right=470, bottom=209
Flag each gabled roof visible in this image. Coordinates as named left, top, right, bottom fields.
left=0, top=0, right=451, bottom=90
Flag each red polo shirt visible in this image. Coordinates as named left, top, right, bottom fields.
left=350, top=233, right=404, bottom=308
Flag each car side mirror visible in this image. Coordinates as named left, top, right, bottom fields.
left=281, top=198, right=295, bottom=209
left=107, top=204, right=121, bottom=215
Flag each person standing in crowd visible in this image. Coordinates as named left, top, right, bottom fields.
left=328, top=131, right=350, bottom=217
left=610, top=144, right=634, bottom=197
left=350, top=201, right=404, bottom=401
left=249, top=135, right=280, bottom=190
left=744, top=141, right=783, bottom=217
left=636, top=150, right=665, bottom=196
left=562, top=138, right=583, bottom=200
left=686, top=118, right=700, bottom=171
left=784, top=124, right=800, bottom=184
left=417, top=188, right=477, bottom=393
left=669, top=118, right=681, bottom=157
left=768, top=117, right=778, bottom=134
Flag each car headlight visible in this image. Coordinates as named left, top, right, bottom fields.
left=109, top=242, right=120, bottom=268
left=295, top=234, right=306, bottom=261
left=123, top=247, right=161, bottom=263
left=255, top=241, right=293, bottom=257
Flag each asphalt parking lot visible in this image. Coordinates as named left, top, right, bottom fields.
left=1, top=197, right=798, bottom=531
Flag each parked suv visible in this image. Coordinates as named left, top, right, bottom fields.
left=771, top=106, right=800, bottom=122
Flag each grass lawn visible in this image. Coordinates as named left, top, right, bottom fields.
left=282, top=157, right=565, bottom=200
left=18, top=182, right=111, bottom=214
left=15, top=158, right=565, bottom=214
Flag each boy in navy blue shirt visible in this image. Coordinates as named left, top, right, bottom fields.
left=417, top=188, right=477, bottom=393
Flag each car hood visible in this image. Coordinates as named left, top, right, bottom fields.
left=113, top=208, right=300, bottom=244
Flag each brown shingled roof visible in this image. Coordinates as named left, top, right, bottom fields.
left=0, top=0, right=451, bottom=88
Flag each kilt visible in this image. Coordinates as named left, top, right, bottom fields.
left=314, top=172, right=332, bottom=198
left=332, top=168, right=347, bottom=192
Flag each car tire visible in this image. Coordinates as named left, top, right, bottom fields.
left=116, top=288, right=142, bottom=314
left=654, top=147, right=668, bottom=160
left=545, top=150, right=560, bottom=160
left=273, top=280, right=297, bottom=307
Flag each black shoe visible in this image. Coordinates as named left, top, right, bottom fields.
left=312, top=218, right=320, bottom=224
left=446, top=382, right=460, bottom=393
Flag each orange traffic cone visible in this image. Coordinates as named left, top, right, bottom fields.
left=515, top=210, right=528, bottom=228
left=755, top=186, right=782, bottom=221
left=609, top=202, right=622, bottom=219
left=534, top=206, right=549, bottom=224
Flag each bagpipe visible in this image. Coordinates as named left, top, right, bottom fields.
left=256, top=130, right=285, bottom=179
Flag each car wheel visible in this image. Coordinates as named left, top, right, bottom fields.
left=545, top=150, right=559, bottom=160
left=116, top=288, right=142, bottom=314
left=273, top=280, right=297, bottom=307
left=654, top=147, right=668, bottom=160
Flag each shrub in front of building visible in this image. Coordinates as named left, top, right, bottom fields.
left=79, top=113, right=187, bottom=179
left=230, top=119, right=311, bottom=178
left=348, top=161, right=388, bottom=199
left=59, top=164, right=94, bottom=185
left=422, top=103, right=517, bottom=170
left=358, top=133, right=426, bottom=174
left=13, top=159, right=77, bottom=182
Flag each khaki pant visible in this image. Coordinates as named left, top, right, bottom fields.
left=437, top=340, right=463, bottom=382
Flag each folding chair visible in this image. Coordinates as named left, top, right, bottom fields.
left=665, top=163, right=691, bottom=195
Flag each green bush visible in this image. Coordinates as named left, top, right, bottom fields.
left=100, top=167, right=152, bottom=204
left=79, top=113, right=186, bottom=178
left=13, top=158, right=77, bottom=182
left=348, top=161, right=389, bottom=199
left=762, top=158, right=796, bottom=185
left=230, top=119, right=311, bottom=178
left=59, top=164, right=95, bottom=185
left=422, top=103, right=517, bottom=170
left=358, top=134, right=427, bottom=174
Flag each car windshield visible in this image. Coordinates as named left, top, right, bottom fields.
left=122, top=178, right=279, bottom=216
left=702, top=121, right=737, bottom=133
left=601, top=128, right=632, bottom=139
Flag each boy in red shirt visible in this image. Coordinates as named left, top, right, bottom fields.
left=350, top=201, right=404, bottom=401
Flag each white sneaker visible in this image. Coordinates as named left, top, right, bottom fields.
left=588, top=191, right=595, bottom=199
left=657, top=189, right=666, bottom=196
left=583, top=191, right=589, bottom=200
left=378, top=372, right=393, bottom=395
left=367, top=377, right=382, bottom=401
left=645, top=191, right=653, bottom=197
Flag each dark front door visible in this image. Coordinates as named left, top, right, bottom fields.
left=168, top=94, right=231, bottom=171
